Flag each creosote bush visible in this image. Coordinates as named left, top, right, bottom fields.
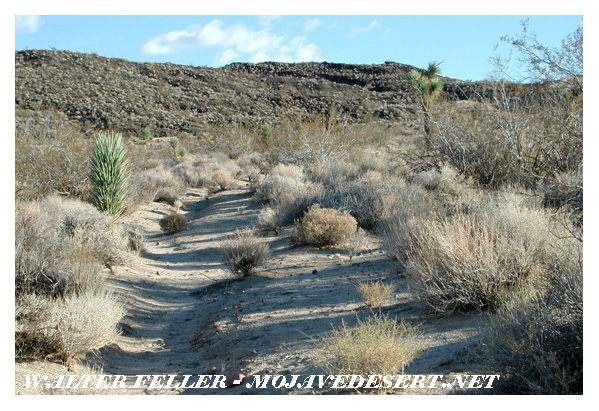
left=159, top=212, right=187, bottom=233
left=219, top=229, right=272, bottom=277
left=319, top=314, right=427, bottom=383
left=291, top=204, right=357, bottom=247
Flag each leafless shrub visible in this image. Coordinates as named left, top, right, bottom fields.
left=16, top=110, right=92, bottom=201
left=219, top=229, right=272, bottom=277
left=291, top=204, right=357, bottom=247
left=129, top=164, right=185, bottom=205
left=342, top=228, right=369, bottom=261
left=356, top=281, right=396, bottom=309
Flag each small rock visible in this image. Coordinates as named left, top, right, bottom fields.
left=156, top=242, right=160, bottom=245
left=156, top=271, right=160, bottom=275
left=225, top=373, right=245, bottom=388
left=312, top=269, right=318, bottom=274
left=207, top=367, right=217, bottom=375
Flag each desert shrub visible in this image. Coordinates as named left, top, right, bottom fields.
left=129, top=165, right=185, bottom=205
left=319, top=176, right=397, bottom=230
left=486, top=249, right=582, bottom=394
left=42, top=196, right=131, bottom=267
left=291, top=204, right=357, bottom=247
left=210, top=169, right=235, bottom=191
left=15, top=110, right=92, bottom=201
left=319, top=314, right=427, bottom=381
left=253, top=164, right=312, bottom=205
left=15, top=198, right=129, bottom=297
left=219, top=229, right=271, bottom=277
left=88, top=131, right=130, bottom=216
left=403, top=192, right=570, bottom=313
left=16, top=291, right=125, bottom=367
left=159, top=212, right=187, bottom=233
left=356, top=281, right=396, bottom=309
left=342, top=227, right=369, bottom=262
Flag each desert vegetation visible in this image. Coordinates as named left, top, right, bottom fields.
left=15, top=22, right=582, bottom=395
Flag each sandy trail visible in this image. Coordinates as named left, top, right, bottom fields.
left=17, top=182, right=490, bottom=395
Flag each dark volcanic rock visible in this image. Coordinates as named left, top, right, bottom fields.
left=15, top=49, right=487, bottom=136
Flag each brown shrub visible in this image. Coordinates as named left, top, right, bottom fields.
left=159, top=212, right=187, bottom=233
left=291, top=204, right=357, bottom=247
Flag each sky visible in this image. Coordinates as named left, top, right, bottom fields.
left=14, top=13, right=583, bottom=81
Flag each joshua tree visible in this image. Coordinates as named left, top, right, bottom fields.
left=89, top=132, right=130, bottom=216
left=408, top=61, right=444, bottom=144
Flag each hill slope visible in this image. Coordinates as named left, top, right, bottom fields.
left=15, top=49, right=480, bottom=136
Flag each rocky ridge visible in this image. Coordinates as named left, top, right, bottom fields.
left=15, top=49, right=484, bottom=136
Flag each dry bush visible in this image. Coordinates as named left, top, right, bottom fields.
left=356, top=281, right=396, bottom=309
left=404, top=192, right=570, bottom=313
left=219, top=229, right=271, bottom=277
left=16, top=291, right=125, bottom=367
left=15, top=198, right=130, bottom=297
left=268, top=115, right=393, bottom=165
left=129, top=164, right=185, bottom=205
left=319, top=314, right=427, bottom=381
left=210, top=169, right=235, bottom=192
left=486, top=248, right=582, bottom=394
left=42, top=196, right=131, bottom=266
left=342, top=228, right=369, bottom=261
left=159, top=212, right=187, bottom=233
left=16, top=110, right=92, bottom=201
left=253, top=163, right=316, bottom=205
left=291, top=204, right=357, bottom=247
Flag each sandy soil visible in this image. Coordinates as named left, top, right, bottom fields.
left=16, top=181, right=492, bottom=395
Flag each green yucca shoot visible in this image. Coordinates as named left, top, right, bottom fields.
left=89, top=132, right=130, bottom=216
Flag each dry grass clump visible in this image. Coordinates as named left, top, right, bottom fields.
left=356, top=281, right=396, bottom=309
left=15, top=291, right=125, bottom=368
left=159, top=212, right=187, bottom=233
left=319, top=314, right=427, bottom=381
left=291, top=204, right=357, bottom=247
left=219, top=229, right=272, bottom=277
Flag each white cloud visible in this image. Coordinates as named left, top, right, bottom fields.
left=142, top=19, right=322, bottom=65
left=15, top=15, right=41, bottom=34
left=216, top=48, right=240, bottom=65
left=303, top=18, right=325, bottom=31
left=348, top=19, right=382, bottom=37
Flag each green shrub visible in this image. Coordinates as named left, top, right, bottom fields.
left=159, top=212, right=187, bottom=233
left=88, top=132, right=130, bottom=216
left=291, top=204, right=357, bottom=247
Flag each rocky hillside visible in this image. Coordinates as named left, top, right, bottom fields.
left=15, top=49, right=482, bottom=136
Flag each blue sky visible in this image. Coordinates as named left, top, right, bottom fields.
left=15, top=14, right=582, bottom=81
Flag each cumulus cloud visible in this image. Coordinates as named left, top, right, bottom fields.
left=142, top=19, right=322, bottom=65
left=348, top=19, right=381, bottom=37
left=257, top=15, right=281, bottom=26
left=15, top=15, right=41, bottom=34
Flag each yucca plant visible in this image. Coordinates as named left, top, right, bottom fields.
left=89, top=132, right=130, bottom=217
left=408, top=61, right=444, bottom=143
